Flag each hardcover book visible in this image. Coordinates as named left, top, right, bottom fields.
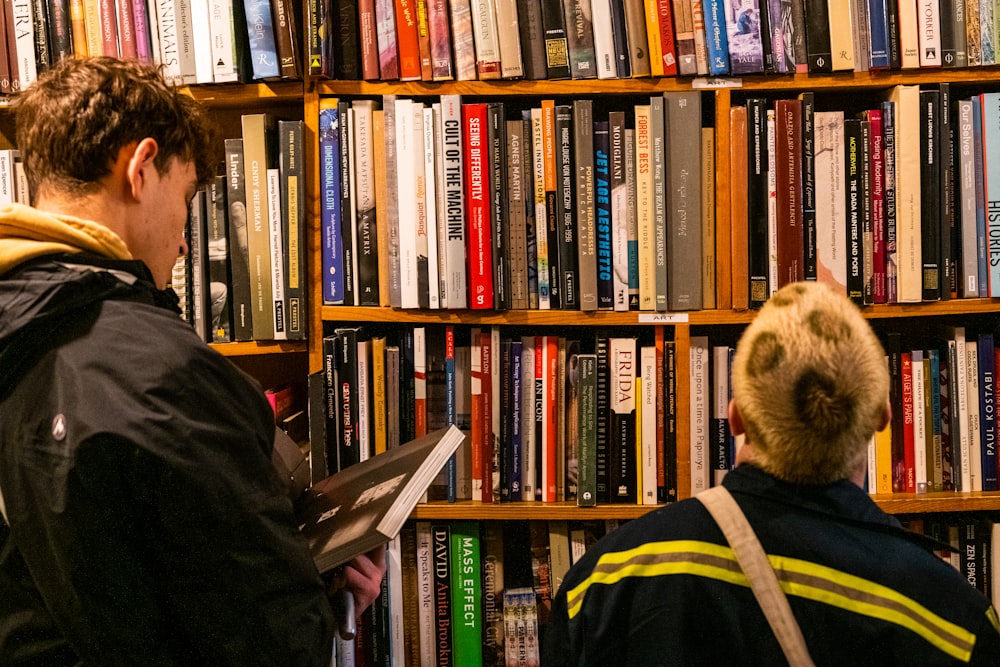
left=274, top=423, right=464, bottom=573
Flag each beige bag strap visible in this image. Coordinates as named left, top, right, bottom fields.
left=698, top=486, right=816, bottom=667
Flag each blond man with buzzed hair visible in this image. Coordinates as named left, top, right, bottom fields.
left=544, top=281, right=1000, bottom=666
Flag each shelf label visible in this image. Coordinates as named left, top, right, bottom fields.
left=692, top=77, right=743, bottom=89
left=638, top=313, right=690, bottom=324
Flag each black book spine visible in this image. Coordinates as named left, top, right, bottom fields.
left=333, top=0, right=362, bottom=78
left=488, top=102, right=510, bottom=311
left=338, top=100, right=356, bottom=306
left=920, top=89, right=941, bottom=301
left=747, top=99, right=769, bottom=308
left=335, top=327, right=362, bottom=468
left=556, top=104, right=579, bottom=309
left=800, top=92, right=817, bottom=281
left=803, top=0, right=832, bottom=72
left=224, top=138, right=254, bottom=341
left=431, top=523, right=453, bottom=667
left=938, top=83, right=956, bottom=299
left=844, top=118, right=864, bottom=304
left=594, top=332, right=610, bottom=503
left=516, top=0, right=548, bottom=79
left=539, top=0, right=571, bottom=78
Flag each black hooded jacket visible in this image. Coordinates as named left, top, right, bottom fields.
left=0, top=250, right=334, bottom=665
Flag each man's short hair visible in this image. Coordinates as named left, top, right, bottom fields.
left=13, top=57, right=216, bottom=201
left=731, top=281, right=889, bottom=484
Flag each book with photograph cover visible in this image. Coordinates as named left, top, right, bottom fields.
left=273, top=424, right=465, bottom=573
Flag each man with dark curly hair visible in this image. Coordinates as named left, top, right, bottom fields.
left=0, top=57, right=384, bottom=665
left=544, top=281, right=1000, bottom=666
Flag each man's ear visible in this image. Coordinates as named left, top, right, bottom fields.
left=124, top=138, right=159, bottom=201
left=728, top=399, right=745, bottom=436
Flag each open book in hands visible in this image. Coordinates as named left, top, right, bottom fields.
left=273, top=424, right=465, bottom=574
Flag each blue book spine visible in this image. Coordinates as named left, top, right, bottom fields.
left=973, top=98, right=989, bottom=296
left=867, top=0, right=891, bottom=68
left=979, top=333, right=997, bottom=490
left=705, top=0, right=731, bottom=74
left=594, top=121, right=614, bottom=309
left=242, top=0, right=281, bottom=79
left=508, top=340, right=522, bottom=501
left=319, top=104, right=344, bottom=304
left=983, top=93, right=1000, bottom=294
left=445, top=326, right=457, bottom=502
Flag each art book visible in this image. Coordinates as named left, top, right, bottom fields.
left=272, top=424, right=465, bottom=573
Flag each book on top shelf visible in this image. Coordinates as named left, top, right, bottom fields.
left=274, top=424, right=465, bottom=574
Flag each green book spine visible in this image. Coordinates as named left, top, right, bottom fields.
left=450, top=520, right=483, bottom=666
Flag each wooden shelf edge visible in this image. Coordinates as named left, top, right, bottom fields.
left=871, top=492, right=1000, bottom=514
left=210, top=340, right=308, bottom=356
left=407, top=493, right=1000, bottom=519
left=409, top=501, right=663, bottom=520
left=181, top=81, right=305, bottom=107
left=321, top=300, right=1000, bottom=326
left=313, top=67, right=1000, bottom=97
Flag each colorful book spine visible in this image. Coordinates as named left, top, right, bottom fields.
left=318, top=100, right=344, bottom=305
left=463, top=102, right=494, bottom=309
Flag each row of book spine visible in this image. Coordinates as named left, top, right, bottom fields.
left=309, top=0, right=1000, bottom=82
left=321, top=93, right=713, bottom=313
left=687, top=325, right=1000, bottom=498
left=339, top=513, right=1000, bottom=666
left=178, top=115, right=307, bottom=342
left=360, top=518, right=619, bottom=667
left=0, top=0, right=303, bottom=92
left=311, top=323, right=680, bottom=507
left=731, top=85, right=1000, bottom=310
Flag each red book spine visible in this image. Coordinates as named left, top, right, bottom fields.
left=358, top=0, right=381, bottom=79
left=464, top=103, right=494, bottom=309
left=774, top=98, right=804, bottom=288
left=116, top=0, right=138, bottom=59
left=395, top=0, right=423, bottom=80
left=868, top=109, right=887, bottom=304
left=901, top=351, right=916, bottom=494
left=99, top=0, right=120, bottom=56
left=655, top=0, right=678, bottom=76
left=543, top=335, right=558, bottom=502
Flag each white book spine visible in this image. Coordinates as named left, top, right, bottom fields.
left=917, top=0, right=942, bottom=67
left=815, top=111, right=847, bottom=291
left=493, top=0, right=524, bottom=77
left=209, top=0, right=239, bottom=82
left=0, top=150, right=14, bottom=205
left=953, top=329, right=971, bottom=491
left=395, top=99, right=420, bottom=308
left=423, top=106, right=441, bottom=309
left=897, top=0, right=920, bottom=66
left=387, top=534, right=405, bottom=667
left=441, top=95, right=468, bottom=308
left=155, top=0, right=184, bottom=83
left=412, top=104, right=431, bottom=309
left=433, top=104, right=450, bottom=309
left=689, top=335, right=710, bottom=493
left=966, top=341, right=982, bottom=492
left=189, top=0, right=215, bottom=82
left=11, top=0, right=37, bottom=89
left=591, top=0, right=617, bottom=78
left=174, top=0, right=199, bottom=83
left=641, top=345, right=657, bottom=505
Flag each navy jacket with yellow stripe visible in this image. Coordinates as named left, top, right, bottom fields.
left=543, top=464, right=1000, bottom=666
